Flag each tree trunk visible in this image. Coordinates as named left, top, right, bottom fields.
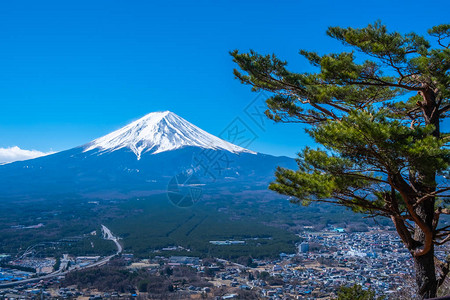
left=412, top=189, right=437, bottom=298
left=413, top=89, right=439, bottom=299
left=414, top=247, right=437, bottom=299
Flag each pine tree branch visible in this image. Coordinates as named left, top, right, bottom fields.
left=347, top=76, right=423, bottom=92
left=413, top=187, right=450, bottom=208
left=439, top=104, right=450, bottom=114
left=388, top=173, right=434, bottom=256
left=434, top=234, right=450, bottom=245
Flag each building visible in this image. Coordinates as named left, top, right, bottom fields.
left=0, top=254, right=10, bottom=261
left=299, top=242, right=309, bottom=253
left=168, top=256, right=199, bottom=265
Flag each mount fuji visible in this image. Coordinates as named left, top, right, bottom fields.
left=84, top=111, right=255, bottom=158
left=0, top=111, right=296, bottom=199
left=84, top=111, right=256, bottom=160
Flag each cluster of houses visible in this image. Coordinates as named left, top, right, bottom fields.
left=8, top=257, right=56, bottom=274
left=239, top=228, right=418, bottom=298
left=2, top=226, right=449, bottom=299
left=192, top=227, right=435, bottom=299
left=0, top=268, right=32, bottom=283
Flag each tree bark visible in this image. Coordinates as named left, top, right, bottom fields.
left=414, top=245, right=437, bottom=299
left=413, top=88, right=439, bottom=299
left=403, top=195, right=438, bottom=299
left=412, top=204, right=438, bottom=297
left=413, top=205, right=437, bottom=299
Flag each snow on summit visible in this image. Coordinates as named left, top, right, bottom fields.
left=84, top=111, right=255, bottom=159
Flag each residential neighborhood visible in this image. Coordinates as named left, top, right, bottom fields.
left=2, top=225, right=446, bottom=299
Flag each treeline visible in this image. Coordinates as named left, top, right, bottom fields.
left=0, top=197, right=111, bottom=256
left=63, top=265, right=156, bottom=294
left=0, top=263, right=36, bottom=273
left=108, top=197, right=299, bottom=259
left=62, top=260, right=211, bottom=298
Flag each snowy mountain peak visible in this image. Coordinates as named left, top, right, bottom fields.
left=84, top=111, right=256, bottom=159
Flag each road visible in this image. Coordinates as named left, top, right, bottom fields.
left=101, top=224, right=122, bottom=254
left=0, top=225, right=122, bottom=288
left=216, top=258, right=246, bottom=269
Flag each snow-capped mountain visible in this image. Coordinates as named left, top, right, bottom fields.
left=0, top=111, right=296, bottom=199
left=84, top=111, right=255, bottom=159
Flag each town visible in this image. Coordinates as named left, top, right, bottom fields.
left=2, top=225, right=446, bottom=299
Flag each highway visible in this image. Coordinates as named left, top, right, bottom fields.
left=0, top=225, right=122, bottom=288
left=101, top=224, right=122, bottom=254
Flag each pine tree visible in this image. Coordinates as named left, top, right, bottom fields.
left=231, top=22, right=450, bottom=299
left=336, top=284, right=383, bottom=300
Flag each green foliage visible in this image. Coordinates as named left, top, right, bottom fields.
left=0, top=198, right=117, bottom=256
left=53, top=256, right=61, bottom=272
left=108, top=195, right=299, bottom=259
left=0, top=263, right=36, bottom=273
left=1, top=192, right=374, bottom=259
left=232, top=21, right=450, bottom=217
left=269, top=109, right=449, bottom=214
left=62, top=264, right=182, bottom=295
left=336, top=284, right=384, bottom=300
left=232, top=22, right=450, bottom=298
left=258, top=271, right=270, bottom=280
left=165, top=266, right=173, bottom=276
left=138, top=280, right=149, bottom=292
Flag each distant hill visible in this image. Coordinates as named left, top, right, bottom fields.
left=0, top=111, right=302, bottom=258
left=0, top=111, right=296, bottom=199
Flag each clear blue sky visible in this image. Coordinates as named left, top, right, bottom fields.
left=0, top=0, right=449, bottom=157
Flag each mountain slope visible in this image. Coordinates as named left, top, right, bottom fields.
left=84, top=111, right=255, bottom=158
left=0, top=112, right=296, bottom=199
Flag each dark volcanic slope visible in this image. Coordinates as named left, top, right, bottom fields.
left=0, top=146, right=296, bottom=199
left=0, top=111, right=296, bottom=200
